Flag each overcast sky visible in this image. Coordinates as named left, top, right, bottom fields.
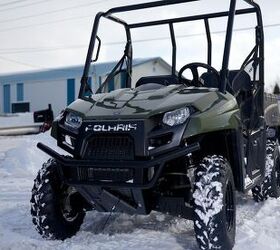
left=0, top=0, right=279, bottom=90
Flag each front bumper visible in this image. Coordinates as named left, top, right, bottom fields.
left=37, top=142, right=200, bottom=189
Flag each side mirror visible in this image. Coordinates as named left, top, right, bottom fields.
left=92, top=36, right=101, bottom=62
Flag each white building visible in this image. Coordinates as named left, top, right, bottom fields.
left=0, top=58, right=171, bottom=115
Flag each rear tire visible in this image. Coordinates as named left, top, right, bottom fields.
left=252, top=140, right=280, bottom=202
left=30, top=158, right=86, bottom=240
left=193, top=155, right=236, bottom=250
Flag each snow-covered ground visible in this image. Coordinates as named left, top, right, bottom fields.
left=0, top=113, right=35, bottom=128
left=0, top=113, right=42, bottom=136
left=1, top=133, right=280, bottom=250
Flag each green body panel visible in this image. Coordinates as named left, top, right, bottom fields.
left=61, top=85, right=240, bottom=138
left=185, top=108, right=240, bottom=138
left=184, top=94, right=240, bottom=138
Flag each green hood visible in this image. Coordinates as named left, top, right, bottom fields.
left=67, top=85, right=237, bottom=120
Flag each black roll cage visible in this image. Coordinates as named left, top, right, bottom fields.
left=78, top=0, right=264, bottom=98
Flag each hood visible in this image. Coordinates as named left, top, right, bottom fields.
left=67, top=85, right=235, bottom=119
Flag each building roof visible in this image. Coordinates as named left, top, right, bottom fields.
left=0, top=57, right=171, bottom=83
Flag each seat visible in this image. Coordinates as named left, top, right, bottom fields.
left=229, top=70, right=252, bottom=95
left=200, top=72, right=220, bottom=88
left=229, top=70, right=253, bottom=125
left=200, top=70, right=252, bottom=95
left=135, top=75, right=179, bottom=88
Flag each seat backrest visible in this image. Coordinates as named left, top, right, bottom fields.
left=229, top=70, right=252, bottom=94
left=135, top=75, right=179, bottom=88
left=200, top=72, right=219, bottom=88
left=200, top=70, right=252, bottom=95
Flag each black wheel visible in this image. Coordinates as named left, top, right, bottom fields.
left=193, top=155, right=236, bottom=250
left=30, top=158, right=86, bottom=240
left=252, top=140, right=280, bottom=202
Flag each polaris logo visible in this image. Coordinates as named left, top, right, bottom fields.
left=85, top=124, right=137, bottom=132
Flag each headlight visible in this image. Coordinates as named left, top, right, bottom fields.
left=65, top=112, right=82, bottom=130
left=162, top=107, right=190, bottom=126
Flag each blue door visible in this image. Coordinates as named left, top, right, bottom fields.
left=84, top=77, right=92, bottom=96
left=108, top=78, right=114, bottom=92
left=3, top=84, right=11, bottom=113
left=16, top=83, right=24, bottom=101
left=67, top=79, right=75, bottom=105
left=121, top=71, right=126, bottom=88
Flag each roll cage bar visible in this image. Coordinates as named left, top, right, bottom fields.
left=78, top=0, right=264, bottom=98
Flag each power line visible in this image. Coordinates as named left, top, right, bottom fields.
left=0, top=0, right=30, bottom=8
left=0, top=45, right=86, bottom=53
left=104, top=22, right=280, bottom=45
left=0, top=55, right=46, bottom=69
left=265, top=23, right=280, bottom=29
left=0, top=22, right=279, bottom=54
left=0, top=0, right=111, bottom=24
left=0, top=0, right=113, bottom=33
left=0, top=0, right=54, bottom=13
left=0, top=22, right=278, bottom=69
left=0, top=7, right=279, bottom=34
left=0, top=14, right=93, bottom=33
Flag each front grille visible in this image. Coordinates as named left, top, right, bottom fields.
left=84, top=135, right=134, bottom=161
left=76, top=167, right=134, bottom=182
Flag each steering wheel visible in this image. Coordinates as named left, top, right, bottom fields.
left=178, top=62, right=220, bottom=87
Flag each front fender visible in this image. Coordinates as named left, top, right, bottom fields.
left=184, top=105, right=240, bottom=138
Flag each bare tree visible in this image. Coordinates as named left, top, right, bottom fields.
left=273, top=81, right=280, bottom=95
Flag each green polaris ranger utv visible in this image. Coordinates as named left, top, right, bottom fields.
left=30, top=0, right=280, bottom=249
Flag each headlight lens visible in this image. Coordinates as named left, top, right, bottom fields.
left=162, top=107, right=190, bottom=126
left=65, top=112, right=82, bottom=130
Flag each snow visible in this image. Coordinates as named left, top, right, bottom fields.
left=0, top=113, right=42, bottom=136
left=193, top=161, right=224, bottom=226
left=0, top=113, right=35, bottom=128
left=1, top=133, right=280, bottom=249
left=265, top=141, right=275, bottom=179
left=192, top=157, right=226, bottom=249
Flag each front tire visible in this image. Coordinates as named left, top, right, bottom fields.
left=30, top=159, right=86, bottom=240
left=193, top=155, right=236, bottom=250
left=252, top=140, right=280, bottom=202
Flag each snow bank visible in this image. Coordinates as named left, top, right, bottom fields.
left=0, top=113, right=35, bottom=128
left=235, top=197, right=280, bottom=250
left=0, top=132, right=63, bottom=178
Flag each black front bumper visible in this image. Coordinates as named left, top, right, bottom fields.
left=37, top=142, right=200, bottom=189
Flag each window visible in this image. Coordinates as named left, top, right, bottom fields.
left=3, top=84, right=11, bottom=113
left=88, top=77, right=92, bottom=89
left=67, top=79, right=75, bottom=105
left=12, top=102, right=30, bottom=113
left=17, top=83, right=24, bottom=102
left=84, top=77, right=92, bottom=97
left=99, top=76, right=102, bottom=87
left=108, top=77, right=114, bottom=92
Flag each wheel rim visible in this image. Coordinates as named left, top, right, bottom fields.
left=225, top=181, right=235, bottom=232
left=60, top=186, right=80, bottom=222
